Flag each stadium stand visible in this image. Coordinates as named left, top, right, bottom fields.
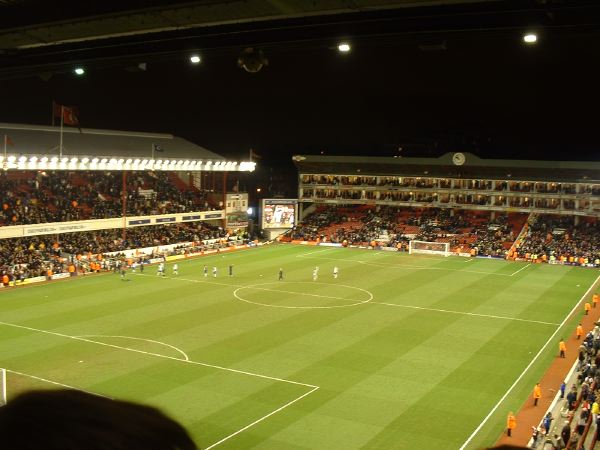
left=288, top=205, right=527, bottom=257
left=0, top=222, right=234, bottom=283
left=0, top=170, right=217, bottom=226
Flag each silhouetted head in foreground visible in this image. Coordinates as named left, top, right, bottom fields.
left=0, top=389, right=197, bottom=450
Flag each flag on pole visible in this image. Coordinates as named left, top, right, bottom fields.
left=249, top=149, right=261, bottom=161
left=53, top=101, right=79, bottom=126
left=4, top=135, right=14, bottom=147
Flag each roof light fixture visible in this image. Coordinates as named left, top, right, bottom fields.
left=338, top=42, right=351, bottom=53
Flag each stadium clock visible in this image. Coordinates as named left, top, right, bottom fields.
left=452, top=152, right=466, bottom=166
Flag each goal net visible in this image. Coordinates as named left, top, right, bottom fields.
left=408, top=240, right=450, bottom=257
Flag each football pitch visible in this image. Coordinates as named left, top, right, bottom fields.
left=1, top=244, right=598, bottom=449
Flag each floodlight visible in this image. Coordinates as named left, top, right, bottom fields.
left=74, top=67, right=85, bottom=75
left=190, top=55, right=201, bottom=64
left=523, top=33, right=537, bottom=44
left=338, top=42, right=351, bottom=53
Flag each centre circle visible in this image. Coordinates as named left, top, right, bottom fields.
left=233, top=281, right=373, bottom=309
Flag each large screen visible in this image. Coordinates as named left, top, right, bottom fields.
left=261, top=199, right=297, bottom=229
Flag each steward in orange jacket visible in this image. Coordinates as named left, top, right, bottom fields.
left=533, top=383, right=542, bottom=406
left=507, top=412, right=516, bottom=437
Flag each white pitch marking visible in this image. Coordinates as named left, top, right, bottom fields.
left=371, top=302, right=559, bottom=326
left=137, top=274, right=373, bottom=309
left=358, top=259, right=513, bottom=276
left=295, top=248, right=334, bottom=257
left=458, top=273, right=600, bottom=450
left=0, top=321, right=317, bottom=389
left=233, top=282, right=373, bottom=309
left=297, top=252, right=513, bottom=276
left=509, top=263, right=531, bottom=277
left=204, top=386, right=320, bottom=450
left=5, top=369, right=110, bottom=398
left=75, top=335, right=190, bottom=361
left=0, top=322, right=320, bottom=449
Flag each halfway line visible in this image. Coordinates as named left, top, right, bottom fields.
left=371, top=301, right=559, bottom=326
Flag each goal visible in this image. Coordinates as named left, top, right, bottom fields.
left=408, top=240, right=450, bottom=257
left=1, top=368, right=6, bottom=406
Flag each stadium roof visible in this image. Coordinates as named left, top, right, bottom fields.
left=292, top=153, right=600, bottom=183
left=0, top=123, right=256, bottom=171
left=0, top=123, right=224, bottom=160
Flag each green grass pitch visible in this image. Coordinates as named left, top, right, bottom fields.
left=1, top=244, right=598, bottom=449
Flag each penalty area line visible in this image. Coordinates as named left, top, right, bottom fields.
left=204, top=386, right=319, bottom=450
left=0, top=321, right=320, bottom=449
left=509, top=263, right=531, bottom=277
left=5, top=368, right=110, bottom=398
left=0, top=321, right=317, bottom=389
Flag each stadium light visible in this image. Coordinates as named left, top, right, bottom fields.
left=338, top=42, right=351, bottom=53
left=190, top=55, right=201, bottom=64
left=0, top=153, right=253, bottom=172
left=74, top=67, right=85, bottom=75
left=523, top=33, right=537, bottom=44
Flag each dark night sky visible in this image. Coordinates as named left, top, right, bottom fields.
left=1, top=4, right=599, bottom=171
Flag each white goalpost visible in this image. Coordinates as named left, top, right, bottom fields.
left=408, top=240, right=451, bottom=257
left=1, top=368, right=6, bottom=406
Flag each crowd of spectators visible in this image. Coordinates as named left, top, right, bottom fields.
left=0, top=170, right=216, bottom=226
left=300, top=174, right=588, bottom=194
left=0, top=222, right=231, bottom=283
left=299, top=174, right=596, bottom=212
left=516, top=215, right=600, bottom=263
left=532, top=325, right=600, bottom=450
left=293, top=208, right=600, bottom=264
left=288, top=205, right=521, bottom=256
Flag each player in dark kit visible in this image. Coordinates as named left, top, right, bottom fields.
left=278, top=268, right=283, bottom=280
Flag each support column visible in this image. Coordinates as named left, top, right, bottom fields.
left=222, top=171, right=228, bottom=230
left=121, top=170, right=127, bottom=241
